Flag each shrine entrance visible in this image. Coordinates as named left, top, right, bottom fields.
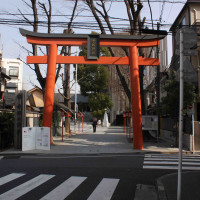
left=20, top=28, right=165, bottom=150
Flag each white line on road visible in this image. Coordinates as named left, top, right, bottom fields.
left=40, top=176, right=87, bottom=200
left=145, top=155, right=200, bottom=158
left=144, top=161, right=200, bottom=165
left=87, top=178, right=119, bottom=200
left=0, top=174, right=55, bottom=200
left=143, top=165, right=200, bottom=170
left=144, top=158, right=200, bottom=162
left=0, top=173, right=25, bottom=186
left=0, top=156, right=3, bottom=160
left=21, top=154, right=144, bottom=159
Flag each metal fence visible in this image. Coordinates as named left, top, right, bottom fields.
left=161, top=117, right=192, bottom=134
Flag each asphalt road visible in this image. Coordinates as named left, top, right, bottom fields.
left=0, top=154, right=176, bottom=200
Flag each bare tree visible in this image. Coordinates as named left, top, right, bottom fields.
left=18, top=0, right=78, bottom=92
left=17, top=0, right=78, bottom=142
left=84, top=0, right=146, bottom=112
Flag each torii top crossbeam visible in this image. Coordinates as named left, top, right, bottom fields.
left=20, top=28, right=166, bottom=150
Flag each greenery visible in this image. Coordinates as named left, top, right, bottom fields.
left=0, top=112, right=14, bottom=149
left=89, top=93, right=113, bottom=119
left=77, top=33, right=113, bottom=119
left=161, top=71, right=196, bottom=118
left=161, top=71, right=196, bottom=146
left=39, top=107, right=60, bottom=127
left=52, top=109, right=61, bottom=127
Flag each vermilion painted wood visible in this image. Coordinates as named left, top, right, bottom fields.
left=42, top=44, right=57, bottom=144
left=27, top=55, right=159, bottom=66
left=26, top=36, right=160, bottom=47
left=129, top=46, right=143, bottom=150
left=22, top=34, right=163, bottom=150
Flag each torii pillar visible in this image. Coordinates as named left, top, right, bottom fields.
left=129, top=46, right=143, bottom=149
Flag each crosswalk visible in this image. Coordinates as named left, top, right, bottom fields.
left=0, top=173, right=120, bottom=200
left=143, top=154, right=200, bottom=170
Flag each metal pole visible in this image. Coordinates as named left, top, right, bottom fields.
left=74, top=63, right=77, bottom=133
left=62, top=114, right=64, bottom=142
left=156, top=55, right=160, bottom=143
left=177, top=28, right=184, bottom=200
left=192, top=107, right=195, bottom=154
left=82, top=115, right=83, bottom=132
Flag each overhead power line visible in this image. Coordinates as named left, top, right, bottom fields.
left=62, top=0, right=185, bottom=3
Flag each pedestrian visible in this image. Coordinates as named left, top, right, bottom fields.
left=92, top=117, right=97, bottom=133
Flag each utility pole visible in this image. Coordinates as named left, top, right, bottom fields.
left=63, top=29, right=73, bottom=132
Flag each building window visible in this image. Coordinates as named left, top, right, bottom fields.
left=9, top=66, right=19, bottom=77
left=179, top=17, right=186, bottom=28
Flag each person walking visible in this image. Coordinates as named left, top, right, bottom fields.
left=92, top=117, right=97, bottom=133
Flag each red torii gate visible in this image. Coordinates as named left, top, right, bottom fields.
left=20, top=28, right=165, bottom=150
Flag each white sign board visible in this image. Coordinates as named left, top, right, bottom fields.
left=36, top=127, right=50, bottom=150
left=142, top=115, right=158, bottom=131
left=22, top=127, right=36, bottom=151
left=22, top=127, right=50, bottom=151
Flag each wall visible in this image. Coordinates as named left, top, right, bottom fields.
left=33, top=90, right=44, bottom=107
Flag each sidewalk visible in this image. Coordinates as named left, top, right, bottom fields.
left=157, top=171, right=200, bottom=200
left=0, top=125, right=185, bottom=155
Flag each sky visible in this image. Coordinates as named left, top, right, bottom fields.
left=0, top=0, right=187, bottom=91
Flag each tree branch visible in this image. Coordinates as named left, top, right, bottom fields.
left=147, top=0, right=154, bottom=29
left=18, top=9, right=34, bottom=26
left=58, top=89, right=71, bottom=101
left=85, top=0, right=106, bottom=34
left=124, top=0, right=134, bottom=34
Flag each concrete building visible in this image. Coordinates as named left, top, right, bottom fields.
left=169, top=0, right=200, bottom=122
left=143, top=36, right=168, bottom=114
left=162, top=0, right=200, bottom=151
left=0, top=51, right=11, bottom=102
left=1, top=58, right=23, bottom=93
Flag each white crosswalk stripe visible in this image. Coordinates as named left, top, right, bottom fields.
left=40, top=176, right=87, bottom=200
left=143, top=154, right=200, bottom=170
left=0, top=174, right=55, bottom=200
left=0, top=173, right=25, bottom=186
left=0, top=173, right=119, bottom=200
left=87, top=178, right=119, bottom=200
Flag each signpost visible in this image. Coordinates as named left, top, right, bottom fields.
left=177, top=28, right=184, bottom=200
left=176, top=27, right=198, bottom=200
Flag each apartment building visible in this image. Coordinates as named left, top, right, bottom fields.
left=1, top=58, right=23, bottom=93
left=169, top=0, right=200, bottom=121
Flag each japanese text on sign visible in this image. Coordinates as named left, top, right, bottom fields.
left=87, top=35, right=100, bottom=60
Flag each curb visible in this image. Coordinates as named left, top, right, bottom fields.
left=156, top=178, right=168, bottom=200
left=0, top=149, right=193, bottom=157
